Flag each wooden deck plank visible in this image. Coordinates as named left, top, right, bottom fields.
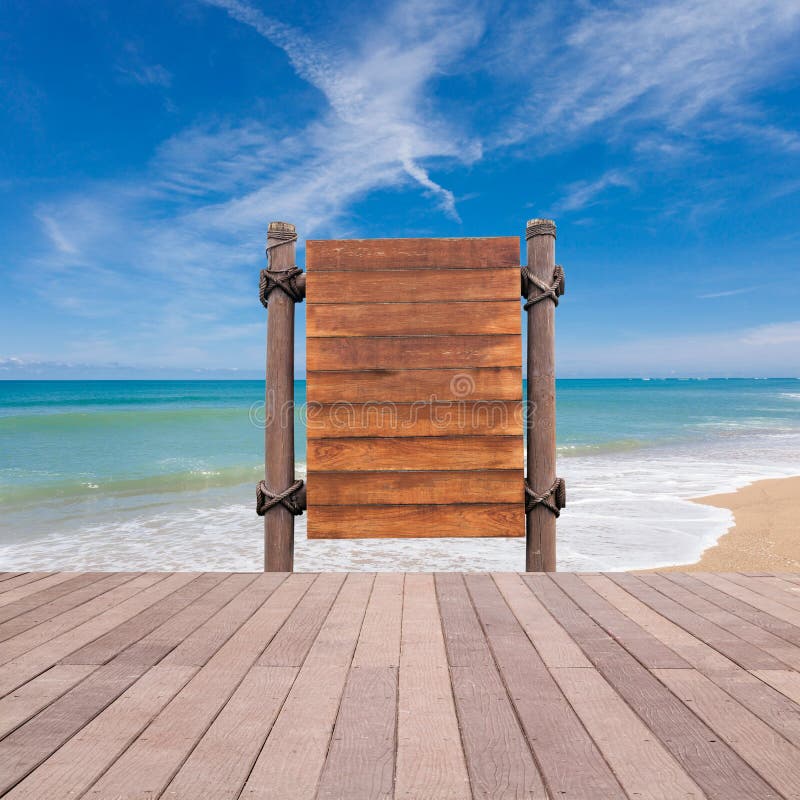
left=351, top=572, right=403, bottom=668
left=113, top=572, right=259, bottom=666
left=582, top=574, right=800, bottom=749
left=162, top=572, right=287, bottom=667
left=643, top=573, right=800, bottom=670
left=551, top=667, right=706, bottom=800
left=551, top=573, right=689, bottom=669
left=240, top=573, right=374, bottom=800
left=0, top=573, right=108, bottom=626
left=0, top=571, right=797, bottom=800
left=723, top=573, right=800, bottom=613
left=316, top=574, right=404, bottom=800
left=492, top=572, right=591, bottom=668
left=0, top=573, right=193, bottom=695
left=467, top=574, right=627, bottom=799
left=61, top=572, right=225, bottom=665
left=0, top=660, right=150, bottom=794
left=2, top=664, right=197, bottom=800
left=395, top=573, right=471, bottom=800
left=0, top=573, right=166, bottom=668
left=0, top=574, right=67, bottom=606
left=663, top=573, right=800, bottom=648
left=83, top=573, right=305, bottom=800
left=0, top=573, right=138, bottom=644
left=693, top=573, right=800, bottom=627
left=525, top=574, right=779, bottom=800
left=161, top=666, right=298, bottom=800
left=258, top=572, right=345, bottom=666
left=654, top=668, right=800, bottom=799
left=611, top=573, right=786, bottom=670
left=316, top=666, right=398, bottom=800
left=0, top=572, right=261, bottom=796
left=436, top=574, right=547, bottom=800
left=0, top=665, right=96, bottom=740
left=752, top=669, right=800, bottom=705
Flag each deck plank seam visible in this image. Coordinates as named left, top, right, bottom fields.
left=149, top=573, right=311, bottom=800
left=0, top=572, right=176, bottom=691
left=78, top=572, right=303, bottom=800
left=0, top=573, right=144, bottom=646
left=660, top=573, right=800, bottom=651
left=560, top=574, right=800, bottom=765
left=525, top=574, right=778, bottom=800
left=609, top=573, right=783, bottom=672
left=311, top=573, right=378, bottom=800
left=58, top=572, right=228, bottom=666
left=230, top=574, right=373, bottom=800
left=0, top=573, right=271, bottom=796
left=391, top=572, right=405, bottom=800
left=432, top=573, right=475, bottom=795
left=640, top=574, right=800, bottom=670
left=479, top=574, right=627, bottom=800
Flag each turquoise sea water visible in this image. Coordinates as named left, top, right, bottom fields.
left=1, top=379, right=799, bottom=571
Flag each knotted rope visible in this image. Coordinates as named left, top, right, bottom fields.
left=523, top=264, right=565, bottom=310
left=256, top=479, right=305, bottom=516
left=259, top=266, right=304, bottom=306
left=259, top=225, right=303, bottom=306
left=525, top=477, right=566, bottom=518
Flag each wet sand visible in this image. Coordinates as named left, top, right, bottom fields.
left=662, top=476, right=800, bottom=572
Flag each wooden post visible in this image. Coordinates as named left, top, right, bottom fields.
left=264, top=221, right=300, bottom=571
left=524, top=218, right=561, bottom=571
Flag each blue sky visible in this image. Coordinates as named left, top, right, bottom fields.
left=1, top=0, right=799, bottom=378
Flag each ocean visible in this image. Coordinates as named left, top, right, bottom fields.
left=1, top=379, right=799, bottom=572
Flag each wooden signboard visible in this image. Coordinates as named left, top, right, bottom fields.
left=305, top=237, right=524, bottom=538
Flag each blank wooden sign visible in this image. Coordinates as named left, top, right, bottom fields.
left=305, top=237, right=524, bottom=538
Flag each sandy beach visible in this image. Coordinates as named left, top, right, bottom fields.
left=663, top=475, right=800, bottom=571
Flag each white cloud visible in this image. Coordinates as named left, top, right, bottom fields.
left=697, top=286, right=759, bottom=299
left=554, top=170, right=634, bottom=213
left=17, top=0, right=800, bottom=373
left=500, top=0, right=800, bottom=151
left=36, top=213, right=78, bottom=255
left=741, top=321, right=800, bottom=346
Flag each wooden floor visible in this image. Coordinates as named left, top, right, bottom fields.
left=1, top=572, right=800, bottom=799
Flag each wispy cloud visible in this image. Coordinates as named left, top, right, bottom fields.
left=554, top=170, right=634, bottom=213
left=698, top=286, right=759, bottom=299
left=22, top=0, right=485, bottom=368
left=16, top=0, right=800, bottom=373
left=201, top=0, right=480, bottom=221
left=116, top=43, right=172, bottom=88
left=741, top=320, right=800, bottom=346
left=507, top=0, right=800, bottom=149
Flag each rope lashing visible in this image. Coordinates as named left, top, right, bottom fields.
left=522, top=264, right=565, bottom=310
left=526, top=219, right=556, bottom=239
left=260, top=224, right=303, bottom=307
left=525, top=477, right=566, bottom=518
left=259, top=266, right=304, bottom=306
left=256, top=479, right=305, bottom=516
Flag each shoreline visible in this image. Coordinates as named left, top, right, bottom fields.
left=657, top=475, right=800, bottom=572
